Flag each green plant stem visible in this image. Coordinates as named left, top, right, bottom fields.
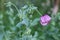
left=11, top=3, right=19, bottom=14
left=11, top=2, right=42, bottom=16
left=11, top=2, right=22, bottom=21
left=35, top=9, right=42, bottom=16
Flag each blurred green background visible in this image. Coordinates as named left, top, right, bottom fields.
left=0, top=0, right=60, bottom=40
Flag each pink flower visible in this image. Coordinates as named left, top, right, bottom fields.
left=40, top=14, right=51, bottom=26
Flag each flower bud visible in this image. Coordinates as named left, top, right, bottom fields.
left=40, top=15, right=51, bottom=26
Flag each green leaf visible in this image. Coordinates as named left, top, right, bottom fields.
left=0, top=33, right=3, bottom=40
left=30, top=18, right=40, bottom=26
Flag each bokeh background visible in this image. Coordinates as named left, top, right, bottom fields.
left=0, top=0, right=60, bottom=40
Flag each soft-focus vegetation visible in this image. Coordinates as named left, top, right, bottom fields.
left=0, top=0, right=60, bottom=40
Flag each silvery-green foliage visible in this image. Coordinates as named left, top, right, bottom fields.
left=0, top=2, right=39, bottom=40
left=17, top=4, right=38, bottom=27
left=21, top=31, right=38, bottom=40
left=0, top=1, right=60, bottom=40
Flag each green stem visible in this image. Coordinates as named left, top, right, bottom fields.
left=11, top=2, right=42, bottom=16
left=35, top=9, right=42, bottom=16
left=11, top=2, right=22, bottom=21
left=11, top=3, right=19, bottom=13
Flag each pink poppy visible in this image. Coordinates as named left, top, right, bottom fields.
left=40, top=14, right=51, bottom=26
